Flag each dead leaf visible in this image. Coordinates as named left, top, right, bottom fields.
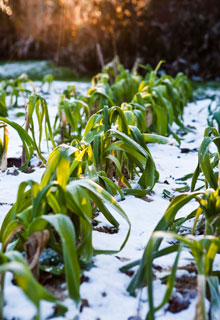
left=24, top=230, right=50, bottom=279
left=118, top=177, right=127, bottom=189
left=1, top=125, right=9, bottom=172
left=146, top=107, right=153, bottom=127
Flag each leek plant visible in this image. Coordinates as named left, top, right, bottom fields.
left=141, top=232, right=220, bottom=320
left=24, top=94, right=56, bottom=163
left=55, top=95, right=89, bottom=143
left=124, top=186, right=220, bottom=319
left=53, top=85, right=90, bottom=143
left=191, top=126, right=220, bottom=191
left=90, top=59, right=141, bottom=107
left=0, top=148, right=130, bottom=312
left=1, top=74, right=34, bottom=108
left=41, top=74, right=54, bottom=93
left=0, top=93, right=54, bottom=170
left=132, top=69, right=193, bottom=138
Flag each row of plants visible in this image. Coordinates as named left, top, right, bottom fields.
left=0, top=61, right=192, bottom=187
left=0, top=61, right=194, bottom=319
left=122, top=115, right=220, bottom=318
left=0, top=73, right=54, bottom=115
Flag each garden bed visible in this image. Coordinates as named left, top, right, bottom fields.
left=0, top=79, right=219, bottom=319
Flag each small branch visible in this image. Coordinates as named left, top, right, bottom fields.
left=132, top=57, right=142, bottom=74
left=96, top=43, right=105, bottom=68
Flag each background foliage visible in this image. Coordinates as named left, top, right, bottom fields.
left=1, top=0, right=220, bottom=79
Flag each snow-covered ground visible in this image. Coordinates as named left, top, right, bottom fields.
left=0, top=82, right=216, bottom=320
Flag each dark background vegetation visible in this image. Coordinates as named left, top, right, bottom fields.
left=0, top=0, right=220, bottom=79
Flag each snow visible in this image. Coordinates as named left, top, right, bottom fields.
left=0, top=81, right=217, bottom=320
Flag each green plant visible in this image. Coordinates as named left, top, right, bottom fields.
left=132, top=67, right=193, bottom=139
left=90, top=58, right=141, bottom=109
left=0, top=148, right=130, bottom=310
left=62, top=85, right=77, bottom=99
left=0, top=93, right=58, bottom=169
left=80, top=104, right=171, bottom=196
left=1, top=74, right=33, bottom=108
left=122, top=187, right=220, bottom=319
left=0, top=102, right=55, bottom=170
left=191, top=127, right=220, bottom=191
left=41, top=73, right=54, bottom=93
left=143, top=232, right=220, bottom=320
left=54, top=95, right=89, bottom=143
left=24, top=94, right=56, bottom=163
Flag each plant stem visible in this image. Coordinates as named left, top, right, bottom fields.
left=21, top=103, right=29, bottom=167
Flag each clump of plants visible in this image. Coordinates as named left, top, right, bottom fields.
left=121, top=118, right=220, bottom=319
left=0, top=148, right=131, bottom=318
left=1, top=74, right=34, bottom=109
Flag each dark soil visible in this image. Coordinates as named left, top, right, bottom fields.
left=92, top=219, right=99, bottom=227
left=7, top=157, right=35, bottom=173
left=43, top=276, right=67, bottom=301
left=175, top=275, right=197, bottom=291
left=179, top=263, right=197, bottom=274
left=153, top=264, right=163, bottom=272
left=80, top=275, right=90, bottom=284
left=124, top=270, right=135, bottom=278
left=142, top=195, right=154, bottom=202
left=167, top=274, right=197, bottom=313
left=180, top=148, right=198, bottom=153
left=167, top=292, right=191, bottom=313
left=93, top=226, right=118, bottom=234
left=80, top=299, right=90, bottom=313
left=7, top=157, right=22, bottom=168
